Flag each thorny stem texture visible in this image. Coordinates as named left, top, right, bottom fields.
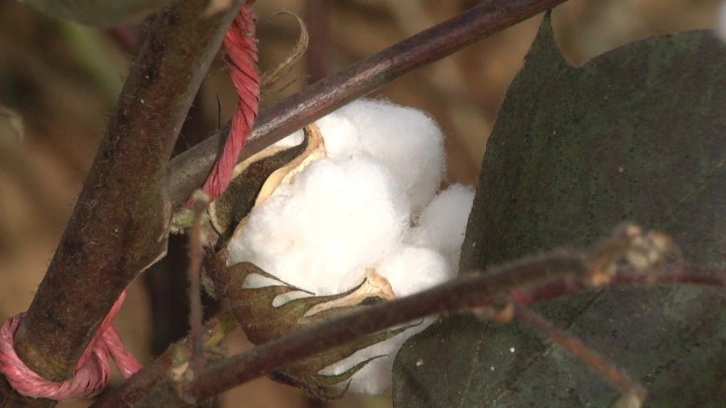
left=11, top=0, right=245, bottom=384
left=180, top=259, right=723, bottom=400
left=166, top=0, right=570, bottom=209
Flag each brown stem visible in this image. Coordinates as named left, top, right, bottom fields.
left=513, top=304, right=647, bottom=402
left=187, top=192, right=209, bottom=377
left=91, top=311, right=238, bottom=407
left=304, top=0, right=330, bottom=83
left=10, top=0, right=244, bottom=385
left=184, top=260, right=724, bottom=400
left=91, top=237, right=724, bottom=405
left=166, top=0, right=569, bottom=209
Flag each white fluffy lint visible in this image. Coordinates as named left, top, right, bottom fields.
left=408, top=184, right=475, bottom=271
left=338, top=100, right=445, bottom=211
left=226, top=98, right=473, bottom=395
left=227, top=155, right=410, bottom=296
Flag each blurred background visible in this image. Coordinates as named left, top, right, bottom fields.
left=0, top=0, right=719, bottom=406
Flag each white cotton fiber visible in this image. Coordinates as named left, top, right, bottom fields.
left=315, top=112, right=365, bottom=158
left=376, top=246, right=453, bottom=297
left=409, top=184, right=475, bottom=271
left=337, top=99, right=445, bottom=211
left=272, top=99, right=445, bottom=213
left=227, top=155, right=411, bottom=296
left=272, top=129, right=305, bottom=148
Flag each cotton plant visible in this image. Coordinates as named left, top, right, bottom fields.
left=221, top=98, right=475, bottom=395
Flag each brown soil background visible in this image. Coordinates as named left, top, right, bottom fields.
left=0, top=0, right=718, bottom=407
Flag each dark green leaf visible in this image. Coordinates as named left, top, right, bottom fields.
left=394, top=16, right=726, bottom=407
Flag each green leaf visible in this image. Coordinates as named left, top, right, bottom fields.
left=394, top=16, right=725, bottom=407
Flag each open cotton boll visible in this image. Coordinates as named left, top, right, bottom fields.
left=227, top=155, right=411, bottom=296
left=337, top=99, right=445, bottom=211
left=320, top=246, right=452, bottom=394
left=409, top=184, right=475, bottom=270
left=225, top=98, right=459, bottom=396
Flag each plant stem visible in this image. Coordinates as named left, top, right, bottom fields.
left=185, top=259, right=724, bottom=399
left=91, top=226, right=725, bottom=405
left=90, top=311, right=238, bottom=407
left=10, top=0, right=244, bottom=385
left=187, top=192, right=209, bottom=377
left=166, top=0, right=569, bottom=209
left=304, top=0, right=330, bottom=83
left=513, top=304, right=647, bottom=401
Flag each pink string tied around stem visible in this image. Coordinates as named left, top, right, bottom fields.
left=0, top=290, right=141, bottom=400
left=199, top=1, right=260, bottom=202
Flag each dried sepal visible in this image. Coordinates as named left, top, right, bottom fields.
left=303, top=269, right=395, bottom=317
left=260, top=12, right=309, bottom=92
left=263, top=322, right=416, bottom=400
left=222, top=260, right=414, bottom=398
left=253, top=123, right=326, bottom=206
left=209, top=124, right=325, bottom=241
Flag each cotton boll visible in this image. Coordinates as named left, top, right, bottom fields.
left=338, top=99, right=445, bottom=211
left=409, top=184, right=475, bottom=271
left=227, top=155, right=411, bottom=296
left=224, top=98, right=464, bottom=396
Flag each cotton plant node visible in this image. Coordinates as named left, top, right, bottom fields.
left=585, top=223, right=681, bottom=287
left=206, top=99, right=476, bottom=397
left=0, top=290, right=140, bottom=400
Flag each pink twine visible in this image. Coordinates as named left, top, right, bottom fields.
left=198, top=2, right=260, bottom=202
left=0, top=290, right=141, bottom=400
